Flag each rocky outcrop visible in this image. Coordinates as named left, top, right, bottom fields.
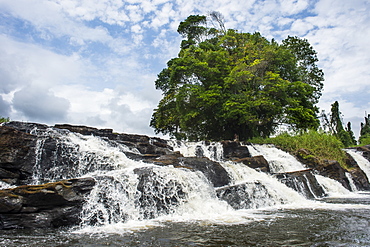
left=1, top=121, right=370, bottom=230
left=0, top=126, right=37, bottom=185
left=216, top=182, right=277, bottom=209
left=221, top=141, right=251, bottom=160
left=177, top=157, right=230, bottom=187
left=134, top=167, right=186, bottom=219
left=0, top=177, right=95, bottom=229
left=295, top=149, right=351, bottom=190
left=54, top=123, right=172, bottom=156
left=355, top=145, right=370, bottom=161
left=345, top=152, right=370, bottom=191
left=234, top=155, right=270, bottom=173
left=274, top=169, right=326, bottom=199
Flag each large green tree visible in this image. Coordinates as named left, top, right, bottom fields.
left=151, top=14, right=324, bottom=141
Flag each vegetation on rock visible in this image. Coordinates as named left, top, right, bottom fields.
left=250, top=130, right=348, bottom=169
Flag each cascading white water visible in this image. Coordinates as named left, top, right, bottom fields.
left=346, top=149, right=370, bottom=182
left=30, top=127, right=141, bottom=183
left=169, top=140, right=224, bottom=161
left=21, top=126, right=367, bottom=234
left=219, top=161, right=308, bottom=207
left=247, top=144, right=306, bottom=173
left=315, top=175, right=352, bottom=196
left=345, top=172, right=358, bottom=192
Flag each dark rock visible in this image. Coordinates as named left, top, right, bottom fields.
left=234, top=155, right=270, bottom=173
left=221, top=141, right=251, bottom=160
left=2, top=122, right=49, bottom=133
left=54, top=123, right=174, bottom=156
left=178, top=157, right=230, bottom=187
left=274, top=169, right=326, bottom=199
left=216, top=182, right=277, bottom=209
left=0, top=126, right=37, bottom=184
left=0, top=177, right=95, bottom=229
left=296, top=148, right=351, bottom=190
left=355, top=145, right=370, bottom=162
left=0, top=206, right=82, bottom=229
left=134, top=167, right=186, bottom=219
left=345, top=152, right=370, bottom=191
left=54, top=124, right=113, bottom=136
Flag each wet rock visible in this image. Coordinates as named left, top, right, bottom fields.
left=234, top=155, right=270, bottom=173
left=0, top=177, right=95, bottom=229
left=345, top=152, right=370, bottom=191
left=221, top=141, right=251, bottom=160
left=134, top=167, right=186, bottom=219
left=216, top=182, right=277, bottom=209
left=0, top=126, right=37, bottom=185
left=54, top=124, right=173, bottom=156
left=296, top=148, right=351, bottom=191
left=178, top=157, right=230, bottom=187
left=355, top=145, right=370, bottom=162
left=274, top=169, right=326, bottom=199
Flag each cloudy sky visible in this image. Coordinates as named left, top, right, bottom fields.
left=0, top=0, right=369, bottom=138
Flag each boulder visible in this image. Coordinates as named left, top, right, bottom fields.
left=274, top=169, right=326, bottom=199
left=0, top=177, right=95, bottom=229
left=355, top=145, right=370, bottom=162
left=234, top=155, right=270, bottom=173
left=0, top=126, right=37, bottom=185
left=134, top=167, right=186, bottom=219
left=221, top=141, right=251, bottom=160
left=296, top=148, right=351, bottom=190
left=178, top=157, right=230, bottom=187
left=345, top=152, right=370, bottom=191
left=216, top=182, right=277, bottom=209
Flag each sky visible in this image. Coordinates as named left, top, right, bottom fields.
left=0, top=0, right=369, bottom=139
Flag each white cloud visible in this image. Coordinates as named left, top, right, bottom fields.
left=0, top=0, right=369, bottom=138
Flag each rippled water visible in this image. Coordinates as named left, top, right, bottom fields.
left=2, top=194, right=370, bottom=247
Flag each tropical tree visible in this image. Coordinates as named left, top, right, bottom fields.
left=321, top=101, right=356, bottom=147
left=360, top=114, right=370, bottom=145
left=151, top=13, right=324, bottom=141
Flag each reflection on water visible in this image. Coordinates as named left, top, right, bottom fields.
left=1, top=195, right=370, bottom=247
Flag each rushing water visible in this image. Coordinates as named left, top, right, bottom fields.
left=1, top=194, right=370, bottom=246
left=2, top=126, right=370, bottom=246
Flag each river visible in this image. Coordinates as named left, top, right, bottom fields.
left=1, top=193, right=370, bottom=246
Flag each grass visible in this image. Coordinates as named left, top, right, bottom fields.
left=249, top=130, right=349, bottom=169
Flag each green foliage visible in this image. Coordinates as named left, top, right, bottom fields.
left=250, top=130, right=348, bottom=168
left=320, top=101, right=356, bottom=147
left=0, top=117, right=10, bottom=123
left=151, top=14, right=324, bottom=141
left=359, top=135, right=370, bottom=146
left=359, top=114, right=370, bottom=145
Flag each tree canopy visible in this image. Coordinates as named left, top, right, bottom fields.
left=150, top=13, right=324, bottom=141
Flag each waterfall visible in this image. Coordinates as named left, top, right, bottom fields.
left=315, top=175, right=352, bottom=196
left=219, top=161, right=308, bottom=207
left=29, top=127, right=141, bottom=184
left=247, top=144, right=306, bottom=173
left=346, top=149, right=370, bottom=182
left=7, top=123, right=365, bottom=233
left=345, top=172, right=358, bottom=192
left=169, top=140, right=224, bottom=161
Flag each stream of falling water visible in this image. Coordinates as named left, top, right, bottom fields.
left=74, top=138, right=363, bottom=235
left=4, top=126, right=370, bottom=245
left=346, top=149, right=370, bottom=181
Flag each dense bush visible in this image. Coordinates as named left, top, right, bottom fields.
left=250, top=130, right=347, bottom=168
